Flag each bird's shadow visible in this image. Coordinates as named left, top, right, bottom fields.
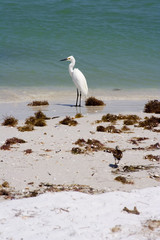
left=56, top=103, right=83, bottom=108
left=109, top=164, right=119, bottom=168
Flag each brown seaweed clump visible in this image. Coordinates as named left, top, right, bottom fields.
left=34, top=110, right=49, bottom=120
left=146, top=143, right=160, bottom=150
left=97, top=125, right=121, bottom=133
left=75, top=138, right=86, bottom=146
left=114, top=176, right=134, bottom=184
left=96, top=125, right=106, bottom=132
left=5, top=137, right=26, bottom=145
left=144, top=154, right=160, bottom=162
left=24, top=111, right=48, bottom=127
left=75, top=113, right=83, bottom=118
left=0, top=137, right=26, bottom=150
left=2, top=116, right=18, bottom=127
left=73, top=138, right=106, bottom=153
left=86, top=139, right=105, bottom=151
left=2, top=181, right=9, bottom=188
left=25, top=116, right=36, bottom=125
left=144, top=100, right=160, bottom=114
left=138, top=116, right=160, bottom=130
left=100, top=114, right=140, bottom=125
left=59, top=116, right=78, bottom=126
left=121, top=125, right=131, bottom=132
left=105, top=126, right=121, bottom=133
left=123, top=115, right=140, bottom=125
left=27, top=100, right=49, bottom=106
left=71, top=147, right=84, bottom=154
left=128, top=137, right=149, bottom=145
left=17, top=124, right=34, bottom=132
left=34, top=119, right=46, bottom=127
left=24, top=149, right=33, bottom=154
left=123, top=165, right=153, bottom=172
left=0, top=189, right=11, bottom=197
left=101, top=114, right=118, bottom=123
left=85, top=97, right=105, bottom=106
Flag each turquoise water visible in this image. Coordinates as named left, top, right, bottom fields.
left=0, top=0, right=160, bottom=90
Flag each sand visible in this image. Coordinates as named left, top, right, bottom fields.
left=0, top=187, right=160, bottom=240
left=0, top=97, right=160, bottom=239
left=0, top=99, right=160, bottom=199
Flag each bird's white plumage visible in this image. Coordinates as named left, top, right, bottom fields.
left=72, top=68, right=88, bottom=96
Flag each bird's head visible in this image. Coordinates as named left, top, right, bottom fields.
left=115, top=146, right=120, bottom=150
left=60, top=56, right=75, bottom=63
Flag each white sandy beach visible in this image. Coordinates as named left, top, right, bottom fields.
left=0, top=93, right=160, bottom=239
left=0, top=187, right=160, bottom=240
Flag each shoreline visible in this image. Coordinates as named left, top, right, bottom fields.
left=0, top=86, right=159, bottom=104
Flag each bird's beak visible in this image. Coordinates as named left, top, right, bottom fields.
left=60, top=58, right=67, bottom=61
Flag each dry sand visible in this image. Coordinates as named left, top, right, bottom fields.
left=0, top=100, right=160, bottom=200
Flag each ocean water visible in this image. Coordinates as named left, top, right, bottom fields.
left=0, top=0, right=160, bottom=102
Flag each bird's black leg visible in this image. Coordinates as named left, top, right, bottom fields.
left=76, top=89, right=79, bottom=107
left=115, top=158, right=118, bottom=166
left=79, top=92, right=81, bottom=107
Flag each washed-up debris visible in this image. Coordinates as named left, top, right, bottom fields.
left=123, top=115, right=140, bottom=125
left=128, top=137, right=149, bottom=145
left=85, top=97, right=105, bottom=106
left=0, top=184, right=106, bottom=200
left=100, top=114, right=140, bottom=124
left=2, top=116, right=18, bottom=127
left=59, top=116, right=78, bottom=126
left=101, top=114, right=118, bottom=123
left=18, top=124, right=34, bottom=132
left=97, top=125, right=121, bottom=133
left=137, top=116, right=160, bottom=130
left=149, top=174, right=160, bottom=181
left=145, top=154, right=160, bottom=162
left=147, top=143, right=160, bottom=150
left=105, top=126, right=121, bottom=133
left=114, top=176, right=134, bottom=184
left=24, top=111, right=49, bottom=128
left=27, top=100, right=49, bottom=106
left=96, top=125, right=106, bottom=132
left=132, top=142, right=160, bottom=151
left=123, top=165, right=154, bottom=172
left=121, top=125, right=131, bottom=132
left=72, top=138, right=106, bottom=154
left=111, top=225, right=121, bottom=233
left=0, top=189, right=11, bottom=197
left=0, top=137, right=26, bottom=150
left=75, top=113, right=83, bottom=118
left=24, top=149, right=33, bottom=154
left=39, top=183, right=105, bottom=195
left=144, top=100, right=160, bottom=114
left=123, top=206, right=140, bottom=215
left=71, top=147, right=84, bottom=154
left=2, top=181, right=9, bottom=188
left=145, top=220, right=160, bottom=231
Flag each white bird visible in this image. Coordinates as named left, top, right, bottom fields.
left=60, top=56, right=88, bottom=107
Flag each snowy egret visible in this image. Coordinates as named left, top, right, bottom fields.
left=60, top=56, right=88, bottom=107
left=113, top=146, right=123, bottom=166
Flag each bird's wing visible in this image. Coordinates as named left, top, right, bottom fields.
left=72, top=68, right=88, bottom=96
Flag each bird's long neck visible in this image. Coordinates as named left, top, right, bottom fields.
left=68, top=59, right=75, bottom=77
